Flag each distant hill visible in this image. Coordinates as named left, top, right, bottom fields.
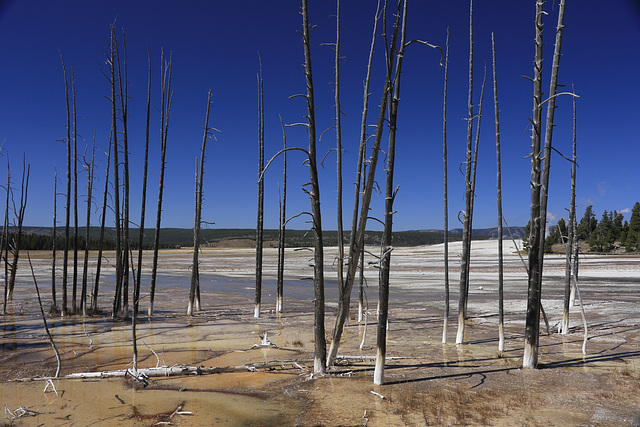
left=7, top=225, right=520, bottom=249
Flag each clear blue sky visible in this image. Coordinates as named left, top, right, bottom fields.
left=1, top=0, right=639, bottom=232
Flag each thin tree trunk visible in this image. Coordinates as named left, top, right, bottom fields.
left=492, top=33, right=505, bottom=351
left=188, top=90, right=212, bottom=316
left=327, top=0, right=396, bottom=367
left=301, top=0, right=327, bottom=375
left=254, top=57, right=265, bottom=319
left=334, top=0, right=345, bottom=303
left=81, top=137, right=95, bottom=316
left=276, top=117, right=287, bottom=313
left=523, top=0, right=545, bottom=369
left=2, top=158, right=9, bottom=314
left=135, top=47, right=152, bottom=318
left=72, top=68, right=79, bottom=314
left=456, top=0, right=475, bottom=345
left=562, top=85, right=578, bottom=335
left=8, top=159, right=29, bottom=301
left=374, top=0, right=408, bottom=385
left=441, top=28, right=450, bottom=344
left=60, top=52, right=71, bottom=317
left=148, top=50, right=172, bottom=317
left=51, top=169, right=58, bottom=310
left=92, top=140, right=111, bottom=312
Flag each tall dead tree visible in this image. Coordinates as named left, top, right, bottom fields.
left=492, top=33, right=505, bottom=351
left=327, top=0, right=396, bottom=367
left=254, top=57, right=265, bottom=319
left=301, top=0, right=327, bottom=374
left=1, top=156, right=8, bottom=314
left=334, top=0, right=345, bottom=300
left=561, top=85, right=577, bottom=335
left=92, top=138, right=112, bottom=312
left=441, top=29, right=450, bottom=344
left=276, top=117, right=287, bottom=313
left=134, top=47, right=152, bottom=317
left=374, top=0, right=408, bottom=386
left=524, top=0, right=567, bottom=369
left=188, top=90, right=213, bottom=316
left=455, top=0, right=475, bottom=345
left=60, top=52, right=71, bottom=317
left=72, top=70, right=79, bottom=313
left=81, top=137, right=95, bottom=316
left=148, top=50, right=172, bottom=317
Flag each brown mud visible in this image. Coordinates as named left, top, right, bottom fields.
left=1, top=243, right=640, bottom=426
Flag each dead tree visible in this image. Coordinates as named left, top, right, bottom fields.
left=134, top=47, right=152, bottom=318
left=327, top=0, right=396, bottom=367
left=334, top=0, right=345, bottom=300
left=524, top=0, right=567, bottom=369
left=301, top=0, right=327, bottom=374
left=441, top=28, right=450, bottom=344
left=562, top=85, right=578, bottom=335
left=92, top=138, right=112, bottom=312
left=276, top=117, right=288, bottom=313
left=51, top=168, right=59, bottom=310
left=492, top=33, right=505, bottom=351
left=60, top=52, right=71, bottom=317
left=148, top=50, right=172, bottom=317
left=72, top=70, right=79, bottom=313
left=456, top=0, right=475, bottom=345
left=81, top=137, right=95, bottom=316
left=188, top=90, right=213, bottom=316
left=2, top=155, right=9, bottom=314
left=254, top=57, right=265, bottom=319
left=374, top=0, right=408, bottom=386
left=8, top=158, right=30, bottom=301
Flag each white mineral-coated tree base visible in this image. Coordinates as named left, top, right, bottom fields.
left=373, top=349, right=385, bottom=385
left=327, top=340, right=340, bottom=367
left=275, top=297, right=282, bottom=313
left=254, top=303, right=260, bottom=319
left=523, top=342, right=537, bottom=368
left=147, top=302, right=154, bottom=318
left=455, top=312, right=465, bottom=344
left=314, top=356, right=326, bottom=375
left=498, top=323, right=505, bottom=352
left=358, top=301, right=364, bottom=323
left=442, top=317, right=448, bottom=344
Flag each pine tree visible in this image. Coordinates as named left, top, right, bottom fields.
left=625, top=202, right=640, bottom=251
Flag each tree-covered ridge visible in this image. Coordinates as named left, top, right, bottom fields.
left=533, top=202, right=640, bottom=253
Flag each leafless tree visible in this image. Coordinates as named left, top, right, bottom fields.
left=188, top=90, right=213, bottom=316
left=456, top=0, right=475, bottom=345
left=81, top=137, right=95, bottom=316
left=134, top=47, right=152, bottom=318
left=334, top=0, right=345, bottom=300
left=492, top=33, right=505, bottom=351
left=60, top=52, right=71, bottom=316
left=148, top=50, right=172, bottom=317
left=524, top=0, right=567, bottom=369
left=441, top=28, right=450, bottom=344
left=374, top=0, right=408, bottom=386
left=51, top=168, right=59, bottom=310
left=1, top=155, right=9, bottom=314
left=72, top=70, right=79, bottom=313
left=8, top=157, right=30, bottom=301
left=276, top=117, right=287, bottom=313
left=255, top=57, right=265, bottom=319
left=92, top=138, right=112, bottom=312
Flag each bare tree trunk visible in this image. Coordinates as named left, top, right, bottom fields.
left=455, top=0, right=475, bottom=345
left=135, top=47, right=152, bottom=318
left=81, top=137, right=95, bottom=316
left=188, top=90, right=212, bottom=316
left=8, top=158, right=29, bottom=301
left=148, top=50, right=172, bottom=317
left=334, top=0, right=345, bottom=302
left=72, top=69, right=79, bottom=314
left=60, top=52, right=71, bottom=317
left=2, top=157, right=9, bottom=314
left=374, top=0, right=408, bottom=385
left=276, top=117, right=287, bottom=314
left=562, top=85, right=577, bottom=335
left=523, top=0, right=546, bottom=369
left=327, top=0, right=396, bottom=367
left=92, top=138, right=111, bottom=312
left=524, top=0, right=566, bottom=368
left=255, top=57, right=265, bottom=319
left=492, top=33, right=505, bottom=351
left=441, top=28, right=450, bottom=344
left=301, top=0, right=327, bottom=375
left=51, top=168, right=58, bottom=310
left=116, top=31, right=131, bottom=318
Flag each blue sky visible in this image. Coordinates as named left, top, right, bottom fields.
left=1, top=0, right=639, bottom=232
